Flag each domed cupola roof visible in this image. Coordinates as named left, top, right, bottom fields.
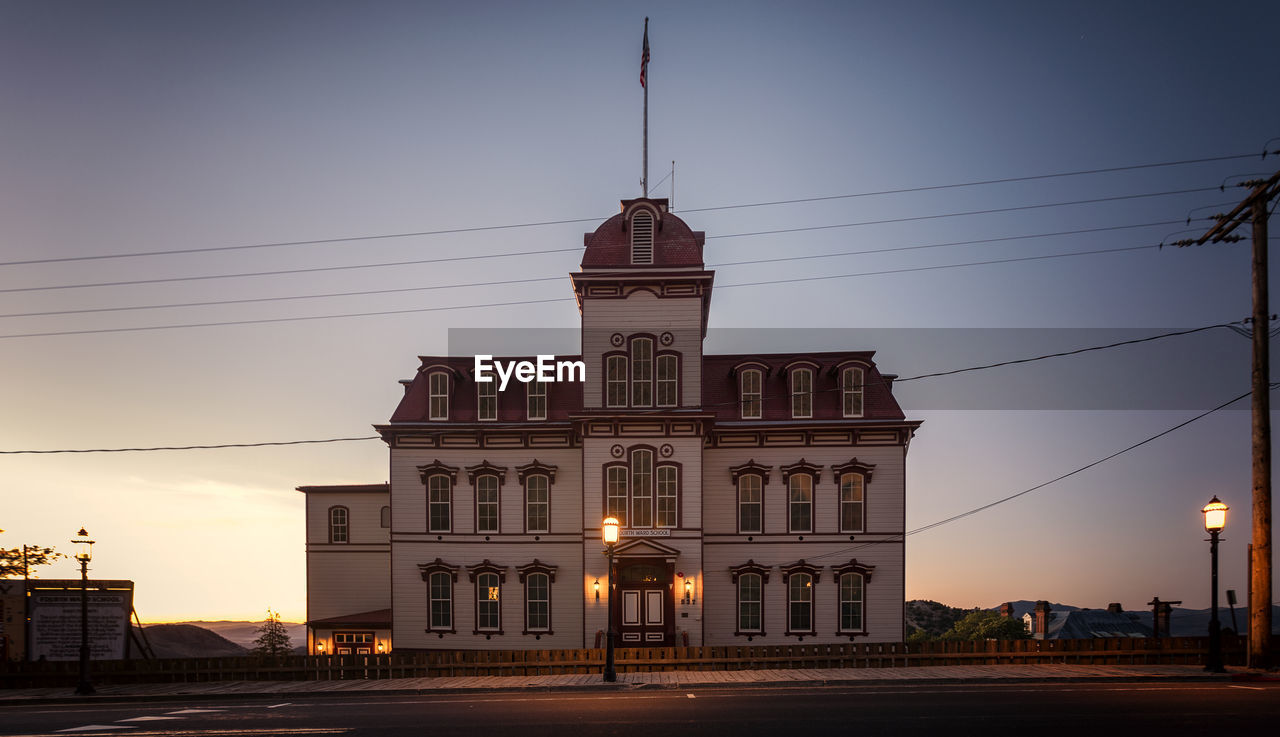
left=581, top=197, right=705, bottom=269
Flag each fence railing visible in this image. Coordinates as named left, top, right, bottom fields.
left=0, top=636, right=1246, bottom=688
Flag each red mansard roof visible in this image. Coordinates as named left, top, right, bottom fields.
left=581, top=198, right=705, bottom=269
left=702, top=352, right=907, bottom=422
left=387, top=351, right=906, bottom=424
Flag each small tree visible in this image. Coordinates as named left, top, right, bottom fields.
left=0, top=545, right=64, bottom=579
left=252, top=609, right=292, bottom=656
left=941, top=610, right=1031, bottom=641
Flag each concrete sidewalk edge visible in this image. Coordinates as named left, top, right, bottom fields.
left=0, top=671, right=1239, bottom=707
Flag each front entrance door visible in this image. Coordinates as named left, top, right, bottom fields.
left=614, top=561, right=674, bottom=645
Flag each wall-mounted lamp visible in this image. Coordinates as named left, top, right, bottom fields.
left=683, top=578, right=696, bottom=605
left=377, top=642, right=385, bottom=654
left=593, top=579, right=601, bottom=600
left=316, top=641, right=326, bottom=654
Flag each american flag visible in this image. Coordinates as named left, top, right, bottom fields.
left=640, top=20, right=650, bottom=88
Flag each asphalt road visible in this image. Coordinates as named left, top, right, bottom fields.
left=1, top=682, right=1277, bottom=736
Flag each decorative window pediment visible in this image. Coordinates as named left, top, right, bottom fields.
left=833, top=458, right=875, bottom=483
left=418, top=558, right=459, bottom=582
left=417, top=460, right=459, bottom=484
left=781, top=559, right=822, bottom=585
left=833, top=558, right=875, bottom=584
left=517, top=559, right=558, bottom=583
left=466, top=559, right=508, bottom=583
left=729, top=560, right=771, bottom=584
left=516, top=460, right=558, bottom=484
left=729, top=459, right=771, bottom=484
left=780, top=459, right=823, bottom=485
left=466, top=460, right=508, bottom=484
left=730, top=360, right=771, bottom=379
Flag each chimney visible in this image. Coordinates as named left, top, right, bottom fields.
left=998, top=602, right=1015, bottom=619
left=1107, top=602, right=1124, bottom=614
left=1033, top=601, right=1052, bottom=638
left=1147, top=597, right=1181, bottom=638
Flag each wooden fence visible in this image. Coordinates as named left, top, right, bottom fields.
left=0, top=636, right=1246, bottom=688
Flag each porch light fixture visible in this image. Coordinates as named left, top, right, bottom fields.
left=594, top=579, right=601, bottom=600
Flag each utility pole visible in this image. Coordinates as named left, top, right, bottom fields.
left=1176, top=169, right=1279, bottom=669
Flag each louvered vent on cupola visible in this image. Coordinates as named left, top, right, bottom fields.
left=631, top=210, right=654, bottom=264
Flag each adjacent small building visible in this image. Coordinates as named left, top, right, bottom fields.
left=301, top=197, right=921, bottom=652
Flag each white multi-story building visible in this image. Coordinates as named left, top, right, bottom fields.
left=302, top=197, right=920, bottom=653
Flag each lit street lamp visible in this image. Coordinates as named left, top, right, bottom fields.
left=1202, top=497, right=1228, bottom=673
left=602, top=516, right=619, bottom=683
left=72, top=527, right=95, bottom=696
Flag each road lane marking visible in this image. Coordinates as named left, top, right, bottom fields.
left=165, top=710, right=224, bottom=715
left=267, top=703, right=292, bottom=708
left=118, top=717, right=184, bottom=722
left=1229, top=685, right=1265, bottom=690
left=57, top=726, right=135, bottom=733
left=686, top=694, right=696, bottom=698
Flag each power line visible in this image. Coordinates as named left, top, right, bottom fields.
left=703, top=187, right=1218, bottom=241
left=808, top=386, right=1260, bottom=562
left=0, top=321, right=1240, bottom=452
left=1, top=183, right=1216, bottom=295
left=0, top=436, right=381, bottom=455
left=0, top=219, right=1189, bottom=319
left=0, top=242, right=1162, bottom=339
left=0, top=152, right=1265, bottom=269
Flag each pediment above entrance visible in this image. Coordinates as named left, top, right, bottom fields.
left=612, top=538, right=681, bottom=561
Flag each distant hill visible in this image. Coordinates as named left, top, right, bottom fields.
left=136, top=624, right=248, bottom=658
left=174, top=620, right=307, bottom=650
left=981, top=600, right=1279, bottom=637
left=905, top=600, right=970, bottom=637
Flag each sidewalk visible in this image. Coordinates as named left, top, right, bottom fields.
left=0, top=663, right=1258, bottom=705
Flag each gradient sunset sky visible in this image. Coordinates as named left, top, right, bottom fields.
left=2, top=0, right=1278, bottom=622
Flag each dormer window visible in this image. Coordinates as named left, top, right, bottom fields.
left=631, top=210, right=654, bottom=264
left=791, top=368, right=813, bottom=419
left=477, top=379, right=497, bottom=421
left=428, top=371, right=449, bottom=421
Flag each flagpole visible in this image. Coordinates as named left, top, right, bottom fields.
left=642, top=17, right=649, bottom=197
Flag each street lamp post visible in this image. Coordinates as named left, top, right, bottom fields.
left=1202, top=497, right=1228, bottom=673
left=72, top=527, right=95, bottom=696
left=602, top=516, right=619, bottom=683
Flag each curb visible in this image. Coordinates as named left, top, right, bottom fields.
left=0, top=672, right=1240, bottom=707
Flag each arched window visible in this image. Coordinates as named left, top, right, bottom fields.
left=428, top=372, right=449, bottom=420
left=527, top=380, right=547, bottom=420
left=656, top=354, right=678, bottom=407
left=477, top=379, right=497, bottom=421
left=631, top=210, right=654, bottom=264
left=328, top=506, right=349, bottom=543
left=730, top=561, right=770, bottom=637
left=839, top=473, right=865, bottom=533
left=788, top=573, right=813, bottom=634
left=606, top=355, right=628, bottom=408
left=525, top=573, right=550, bottom=632
left=428, top=475, right=451, bottom=533
left=380, top=505, right=391, bottom=529
left=738, top=573, right=762, bottom=633
left=518, top=560, right=556, bottom=635
left=841, top=366, right=865, bottom=418
left=476, top=572, right=501, bottom=632
left=606, top=465, right=628, bottom=525
left=788, top=474, right=812, bottom=533
left=738, top=474, right=762, bottom=534
left=476, top=475, right=500, bottom=533
left=791, top=367, right=813, bottom=419
left=833, top=559, right=874, bottom=636
left=631, top=337, right=653, bottom=407
left=839, top=572, right=864, bottom=633
left=525, top=474, right=550, bottom=533
left=740, top=368, right=762, bottom=419
left=429, top=572, right=452, bottom=630
left=630, top=448, right=654, bottom=527
left=656, top=464, right=678, bottom=528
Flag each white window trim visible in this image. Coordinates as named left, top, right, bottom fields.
left=791, top=368, right=813, bottom=419
left=842, top=366, right=865, bottom=418
left=788, top=474, right=813, bottom=533
left=477, top=380, right=497, bottom=421
left=737, top=474, right=762, bottom=534
left=738, top=573, right=763, bottom=633
left=525, top=474, right=550, bottom=534
left=656, top=354, right=678, bottom=408
left=606, top=355, right=627, bottom=408
left=428, top=474, right=452, bottom=533
left=527, top=380, right=547, bottom=421
left=839, top=472, right=865, bottom=534
left=740, top=368, right=762, bottom=419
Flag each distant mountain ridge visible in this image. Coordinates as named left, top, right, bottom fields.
left=134, top=624, right=248, bottom=658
